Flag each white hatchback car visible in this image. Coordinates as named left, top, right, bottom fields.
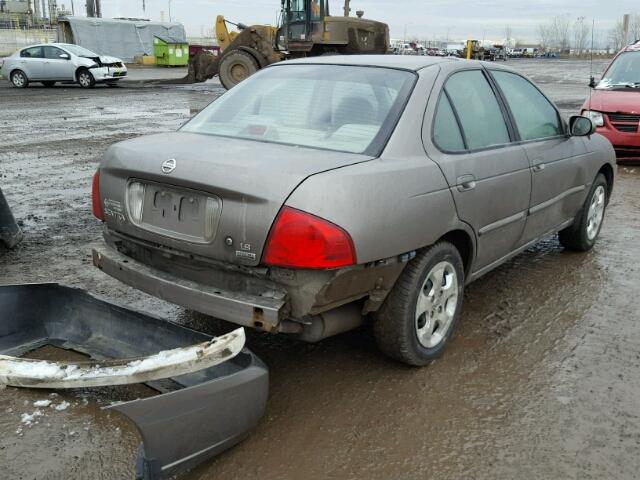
left=0, top=43, right=127, bottom=88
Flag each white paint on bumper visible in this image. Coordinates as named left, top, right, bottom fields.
left=0, top=328, right=245, bottom=388
left=92, top=66, right=128, bottom=81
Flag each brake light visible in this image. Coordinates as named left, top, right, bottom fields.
left=263, top=207, right=356, bottom=269
left=92, top=170, right=104, bottom=221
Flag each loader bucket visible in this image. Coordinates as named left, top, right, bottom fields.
left=0, top=187, right=22, bottom=249
left=0, top=283, right=269, bottom=479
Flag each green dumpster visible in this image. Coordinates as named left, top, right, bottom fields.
left=153, top=35, right=189, bottom=67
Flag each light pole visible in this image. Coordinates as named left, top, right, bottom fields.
left=403, top=23, right=412, bottom=44
left=168, top=0, right=173, bottom=22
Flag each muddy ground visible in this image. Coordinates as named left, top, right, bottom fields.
left=1, top=59, right=639, bottom=480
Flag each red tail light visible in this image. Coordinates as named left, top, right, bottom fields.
left=263, top=207, right=356, bottom=269
left=92, top=170, right=104, bottom=221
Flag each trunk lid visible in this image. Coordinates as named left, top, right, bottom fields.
left=100, top=132, right=373, bottom=266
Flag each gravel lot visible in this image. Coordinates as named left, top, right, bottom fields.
left=1, top=58, right=639, bottom=480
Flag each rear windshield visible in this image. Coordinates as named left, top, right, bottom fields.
left=597, top=51, right=640, bottom=90
left=181, top=64, right=415, bottom=155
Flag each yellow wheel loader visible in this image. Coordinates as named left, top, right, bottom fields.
left=184, top=0, right=389, bottom=89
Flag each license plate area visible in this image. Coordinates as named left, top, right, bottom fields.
left=129, top=180, right=222, bottom=243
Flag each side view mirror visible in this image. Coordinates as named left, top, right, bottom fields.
left=59, top=53, right=70, bottom=60
left=570, top=115, right=596, bottom=137
left=589, top=75, right=597, bottom=88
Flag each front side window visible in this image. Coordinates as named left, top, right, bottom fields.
left=182, top=65, right=415, bottom=155
left=444, top=70, right=510, bottom=150
left=597, top=51, right=640, bottom=90
left=491, top=71, right=563, bottom=141
left=21, top=46, right=42, bottom=58
left=43, top=46, right=65, bottom=59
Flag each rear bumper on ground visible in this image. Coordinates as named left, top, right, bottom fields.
left=92, top=244, right=286, bottom=331
left=0, top=283, right=269, bottom=480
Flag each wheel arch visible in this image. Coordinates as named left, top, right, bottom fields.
left=597, top=163, right=614, bottom=203
left=437, top=228, right=475, bottom=279
left=9, top=68, right=26, bottom=79
left=75, top=66, right=89, bottom=81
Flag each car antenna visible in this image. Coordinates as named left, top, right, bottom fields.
left=589, top=18, right=595, bottom=104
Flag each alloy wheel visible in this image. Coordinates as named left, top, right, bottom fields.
left=415, top=261, right=459, bottom=348
left=586, top=185, right=605, bottom=240
left=78, top=72, right=92, bottom=87
left=12, top=72, right=25, bottom=87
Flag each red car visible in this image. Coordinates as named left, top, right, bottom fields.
left=582, top=40, right=640, bottom=163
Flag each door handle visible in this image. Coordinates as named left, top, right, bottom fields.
left=532, top=163, right=546, bottom=173
left=456, top=175, right=476, bottom=192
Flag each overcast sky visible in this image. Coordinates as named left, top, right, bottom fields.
left=75, top=0, right=639, bottom=43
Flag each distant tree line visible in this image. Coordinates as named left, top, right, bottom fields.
left=609, top=14, right=640, bottom=50
left=537, top=14, right=640, bottom=54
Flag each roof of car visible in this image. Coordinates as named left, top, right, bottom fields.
left=279, top=55, right=460, bottom=71
left=18, top=43, right=75, bottom=49
left=622, top=40, right=640, bottom=52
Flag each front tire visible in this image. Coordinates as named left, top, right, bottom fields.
left=219, top=50, right=259, bottom=90
left=559, top=173, right=608, bottom=251
left=10, top=70, right=28, bottom=88
left=77, top=69, right=95, bottom=88
left=374, top=242, right=465, bottom=366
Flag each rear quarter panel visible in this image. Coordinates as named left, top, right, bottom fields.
left=285, top=156, right=459, bottom=264
left=285, top=65, right=472, bottom=264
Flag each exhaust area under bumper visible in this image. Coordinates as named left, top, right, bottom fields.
left=0, top=283, right=269, bottom=479
left=92, top=244, right=286, bottom=331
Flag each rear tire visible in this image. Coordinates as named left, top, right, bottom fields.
left=41, top=81, right=56, bottom=87
left=219, top=50, right=260, bottom=90
left=77, top=69, right=95, bottom=88
left=559, top=173, right=608, bottom=252
left=10, top=70, right=28, bottom=88
left=374, top=242, right=465, bottom=366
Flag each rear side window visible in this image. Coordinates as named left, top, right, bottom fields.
left=20, top=46, right=42, bottom=58
left=444, top=70, right=510, bottom=150
left=433, top=94, right=465, bottom=152
left=491, top=71, right=563, bottom=141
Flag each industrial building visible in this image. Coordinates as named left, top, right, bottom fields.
left=0, top=0, right=103, bottom=28
left=0, top=0, right=105, bottom=55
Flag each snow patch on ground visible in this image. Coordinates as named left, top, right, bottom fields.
left=54, top=401, right=71, bottom=411
left=33, top=399, right=52, bottom=407
left=21, top=410, right=43, bottom=425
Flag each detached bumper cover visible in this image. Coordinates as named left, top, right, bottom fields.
left=0, top=283, right=268, bottom=479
